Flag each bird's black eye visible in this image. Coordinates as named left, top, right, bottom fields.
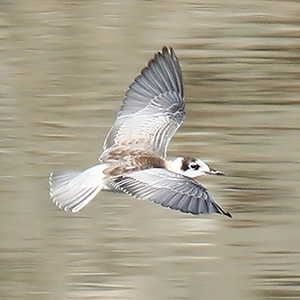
left=189, top=163, right=199, bottom=170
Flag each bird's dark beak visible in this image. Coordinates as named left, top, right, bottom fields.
left=207, top=168, right=225, bottom=176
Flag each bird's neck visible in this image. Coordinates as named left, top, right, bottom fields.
left=165, top=157, right=183, bottom=174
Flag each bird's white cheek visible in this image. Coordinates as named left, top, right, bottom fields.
left=193, top=170, right=207, bottom=178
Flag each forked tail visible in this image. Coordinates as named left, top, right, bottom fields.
left=49, top=164, right=108, bottom=213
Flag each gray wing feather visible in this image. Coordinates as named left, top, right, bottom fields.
left=101, top=47, right=185, bottom=159
left=106, top=168, right=232, bottom=217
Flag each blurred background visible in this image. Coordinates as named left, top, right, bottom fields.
left=0, top=1, right=299, bottom=299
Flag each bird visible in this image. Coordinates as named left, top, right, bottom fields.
left=49, top=47, right=231, bottom=218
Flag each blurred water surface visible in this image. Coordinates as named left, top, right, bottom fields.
left=0, top=1, right=299, bottom=299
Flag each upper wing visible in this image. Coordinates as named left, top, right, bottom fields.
left=101, top=47, right=185, bottom=160
left=106, top=168, right=232, bottom=217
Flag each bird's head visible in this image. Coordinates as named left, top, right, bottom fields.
left=167, top=156, right=225, bottom=178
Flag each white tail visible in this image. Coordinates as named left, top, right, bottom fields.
left=49, top=164, right=108, bottom=213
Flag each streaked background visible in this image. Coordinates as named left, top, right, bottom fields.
left=0, top=1, right=299, bottom=299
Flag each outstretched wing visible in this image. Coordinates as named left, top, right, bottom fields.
left=106, top=168, right=231, bottom=217
left=101, top=47, right=185, bottom=160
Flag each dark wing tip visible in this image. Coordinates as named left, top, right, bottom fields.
left=137, top=46, right=178, bottom=82
left=161, top=46, right=176, bottom=58
left=154, top=46, right=173, bottom=62
left=224, top=211, right=232, bottom=218
left=162, top=46, right=170, bottom=55
left=213, top=201, right=232, bottom=218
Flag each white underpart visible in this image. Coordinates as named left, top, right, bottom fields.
left=166, top=157, right=185, bottom=174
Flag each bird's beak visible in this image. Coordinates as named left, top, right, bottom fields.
left=207, top=168, right=225, bottom=176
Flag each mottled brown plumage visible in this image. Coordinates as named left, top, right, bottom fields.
left=103, top=147, right=165, bottom=176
